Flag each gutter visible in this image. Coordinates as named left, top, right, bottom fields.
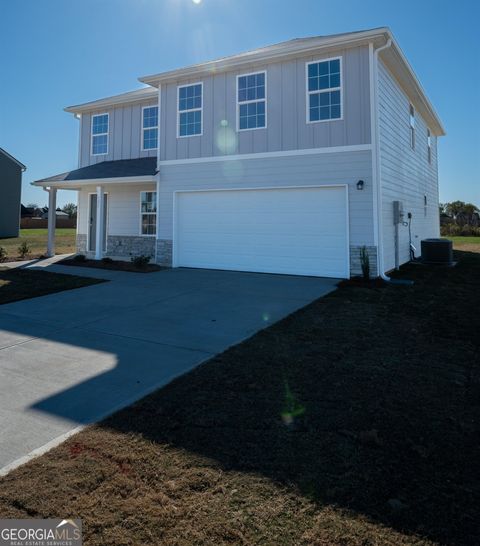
left=371, top=38, right=392, bottom=281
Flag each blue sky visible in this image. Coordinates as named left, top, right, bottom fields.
left=0, top=0, right=478, bottom=208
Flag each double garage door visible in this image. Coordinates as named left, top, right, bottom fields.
left=174, top=186, right=349, bottom=278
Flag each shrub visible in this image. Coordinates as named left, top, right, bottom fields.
left=359, top=246, right=370, bottom=281
left=73, top=254, right=87, bottom=262
left=101, top=257, right=114, bottom=264
left=440, top=224, right=480, bottom=237
left=18, top=241, right=30, bottom=259
left=0, top=247, right=6, bottom=262
left=131, top=254, right=151, bottom=269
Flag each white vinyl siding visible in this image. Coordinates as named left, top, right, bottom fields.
left=378, top=59, right=439, bottom=272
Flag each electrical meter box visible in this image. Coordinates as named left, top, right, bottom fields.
left=393, top=201, right=404, bottom=224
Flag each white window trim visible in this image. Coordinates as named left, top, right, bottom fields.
left=427, top=128, right=432, bottom=164
left=305, top=56, right=343, bottom=124
left=177, top=82, right=203, bottom=139
left=141, top=105, right=159, bottom=151
left=139, top=190, right=157, bottom=237
left=409, top=104, right=415, bottom=150
left=236, top=70, right=267, bottom=132
left=91, top=113, right=109, bottom=156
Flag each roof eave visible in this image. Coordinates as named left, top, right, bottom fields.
left=138, top=27, right=391, bottom=86
left=64, top=90, right=158, bottom=115
left=32, top=175, right=157, bottom=189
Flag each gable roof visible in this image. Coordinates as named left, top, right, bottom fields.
left=64, top=87, right=157, bottom=114
left=33, top=158, right=157, bottom=187
left=0, top=148, right=26, bottom=170
left=62, top=27, right=444, bottom=136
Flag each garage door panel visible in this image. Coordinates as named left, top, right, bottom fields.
left=175, top=187, right=348, bottom=278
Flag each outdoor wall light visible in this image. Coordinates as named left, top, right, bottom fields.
left=356, top=180, right=365, bottom=190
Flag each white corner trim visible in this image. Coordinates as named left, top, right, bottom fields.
left=158, top=144, right=372, bottom=167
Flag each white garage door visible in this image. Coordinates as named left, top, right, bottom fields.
left=174, top=186, right=349, bottom=278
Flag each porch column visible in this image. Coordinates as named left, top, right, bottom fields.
left=95, top=185, right=104, bottom=260
left=46, top=187, right=57, bottom=257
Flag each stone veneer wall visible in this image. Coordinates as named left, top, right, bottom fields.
left=106, top=235, right=156, bottom=259
left=349, top=245, right=378, bottom=278
left=76, top=234, right=87, bottom=254
left=156, top=239, right=173, bottom=266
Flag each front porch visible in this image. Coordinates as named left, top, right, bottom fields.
left=32, top=158, right=160, bottom=263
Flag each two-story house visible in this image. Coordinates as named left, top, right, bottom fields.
left=33, top=27, right=445, bottom=278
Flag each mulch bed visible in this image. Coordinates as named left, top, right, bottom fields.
left=0, top=250, right=478, bottom=545
left=61, top=257, right=163, bottom=273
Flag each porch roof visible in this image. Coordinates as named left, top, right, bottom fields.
left=32, top=158, right=157, bottom=188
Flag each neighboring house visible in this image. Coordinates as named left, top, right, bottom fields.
left=21, top=204, right=36, bottom=218
left=0, top=148, right=26, bottom=237
left=40, top=209, right=69, bottom=220
left=33, top=27, right=444, bottom=278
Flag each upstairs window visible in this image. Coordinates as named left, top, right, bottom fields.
left=307, top=58, right=342, bottom=122
left=409, top=104, right=415, bottom=149
left=142, top=106, right=158, bottom=150
left=178, top=83, right=202, bottom=137
left=140, top=191, right=157, bottom=235
left=237, top=72, right=266, bottom=130
left=91, top=113, right=109, bottom=155
left=427, top=128, right=432, bottom=163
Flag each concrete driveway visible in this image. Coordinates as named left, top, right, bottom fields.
left=0, top=264, right=338, bottom=473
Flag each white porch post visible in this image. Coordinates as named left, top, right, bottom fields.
left=95, top=185, right=104, bottom=260
left=46, top=187, right=57, bottom=257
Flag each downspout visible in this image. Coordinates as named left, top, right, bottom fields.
left=371, top=38, right=392, bottom=281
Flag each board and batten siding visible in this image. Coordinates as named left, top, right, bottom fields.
left=79, top=101, right=158, bottom=168
left=378, top=59, right=440, bottom=272
left=158, top=150, right=374, bottom=245
left=77, top=184, right=156, bottom=236
left=159, top=45, right=371, bottom=161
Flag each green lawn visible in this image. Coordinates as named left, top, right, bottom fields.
left=447, top=236, right=480, bottom=245
left=0, top=228, right=76, bottom=260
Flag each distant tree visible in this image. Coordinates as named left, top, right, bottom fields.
left=442, top=201, right=479, bottom=226
left=62, top=203, right=78, bottom=218
left=444, top=201, right=479, bottom=218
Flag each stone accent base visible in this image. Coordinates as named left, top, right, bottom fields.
left=156, top=239, right=173, bottom=266
left=106, top=235, right=155, bottom=259
left=350, top=245, right=378, bottom=278
left=76, top=234, right=87, bottom=254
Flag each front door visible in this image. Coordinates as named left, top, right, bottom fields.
left=88, top=193, right=108, bottom=252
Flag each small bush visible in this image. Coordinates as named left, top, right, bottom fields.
left=101, top=257, right=114, bottom=264
left=359, top=246, right=370, bottom=281
left=73, top=254, right=87, bottom=262
left=0, top=247, right=7, bottom=262
left=131, top=254, right=151, bottom=269
left=18, top=241, right=30, bottom=259
left=440, top=224, right=480, bottom=237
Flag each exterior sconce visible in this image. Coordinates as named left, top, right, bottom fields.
left=356, top=180, right=365, bottom=190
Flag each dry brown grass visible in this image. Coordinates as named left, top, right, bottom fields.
left=0, top=250, right=478, bottom=545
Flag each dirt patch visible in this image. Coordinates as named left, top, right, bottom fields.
left=61, top=257, right=163, bottom=273
left=0, top=250, right=478, bottom=545
left=0, top=269, right=105, bottom=305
